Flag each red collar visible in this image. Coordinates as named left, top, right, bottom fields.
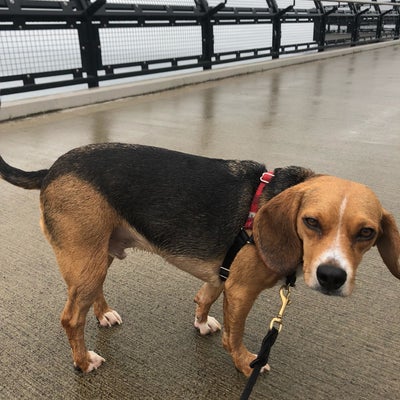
left=244, top=171, right=274, bottom=230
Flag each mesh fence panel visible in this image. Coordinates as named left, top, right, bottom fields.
left=210, top=0, right=269, bottom=7
left=215, top=0, right=319, bottom=8
left=105, top=0, right=196, bottom=5
left=214, top=24, right=273, bottom=53
left=0, top=29, right=81, bottom=77
left=100, top=26, right=202, bottom=65
left=281, top=22, right=315, bottom=45
left=276, top=0, right=307, bottom=8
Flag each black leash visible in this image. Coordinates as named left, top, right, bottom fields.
left=240, top=328, right=279, bottom=400
left=240, top=274, right=296, bottom=400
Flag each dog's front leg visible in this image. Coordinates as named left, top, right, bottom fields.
left=222, top=247, right=279, bottom=376
left=222, top=282, right=263, bottom=376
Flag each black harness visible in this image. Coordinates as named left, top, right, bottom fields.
left=219, top=228, right=254, bottom=281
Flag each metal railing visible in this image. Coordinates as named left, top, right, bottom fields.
left=0, top=0, right=399, bottom=101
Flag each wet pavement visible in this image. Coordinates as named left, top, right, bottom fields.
left=0, top=44, right=400, bottom=399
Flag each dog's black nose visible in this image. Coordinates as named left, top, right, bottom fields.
left=316, top=264, right=347, bottom=292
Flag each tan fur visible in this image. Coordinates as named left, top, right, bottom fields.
left=222, top=243, right=280, bottom=376
left=38, top=174, right=400, bottom=375
left=166, top=255, right=222, bottom=287
left=40, top=175, right=124, bottom=371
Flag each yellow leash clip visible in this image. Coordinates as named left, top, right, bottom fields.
left=269, top=284, right=292, bottom=332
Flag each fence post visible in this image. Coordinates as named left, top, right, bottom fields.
left=267, top=0, right=280, bottom=59
left=350, top=4, right=370, bottom=46
left=395, top=5, right=400, bottom=39
left=77, top=0, right=105, bottom=88
left=268, top=0, right=293, bottom=59
left=314, top=1, right=338, bottom=52
left=196, top=0, right=226, bottom=70
left=377, top=8, right=393, bottom=40
left=196, top=0, right=213, bottom=70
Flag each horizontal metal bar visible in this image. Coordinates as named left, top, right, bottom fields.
left=0, top=69, right=82, bottom=83
left=97, top=62, right=204, bottom=82
left=316, top=0, right=400, bottom=7
left=0, top=77, right=89, bottom=95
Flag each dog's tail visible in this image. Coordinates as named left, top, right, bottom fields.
left=0, top=156, right=48, bottom=190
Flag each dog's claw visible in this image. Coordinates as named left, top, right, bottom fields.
left=98, top=310, right=123, bottom=327
left=194, top=316, right=222, bottom=335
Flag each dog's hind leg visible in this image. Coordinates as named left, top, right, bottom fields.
left=194, top=283, right=224, bottom=335
left=57, top=247, right=110, bottom=372
left=93, top=256, right=123, bottom=327
left=40, top=176, right=125, bottom=371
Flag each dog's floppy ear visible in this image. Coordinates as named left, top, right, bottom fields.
left=253, top=186, right=304, bottom=276
left=376, top=210, right=400, bottom=279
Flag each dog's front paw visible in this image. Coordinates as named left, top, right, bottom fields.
left=74, top=351, right=105, bottom=373
left=194, top=316, right=222, bottom=335
left=260, top=363, right=271, bottom=373
left=98, top=310, right=123, bottom=327
left=234, top=353, right=271, bottom=377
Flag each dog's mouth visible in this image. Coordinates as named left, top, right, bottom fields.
left=315, top=286, right=346, bottom=297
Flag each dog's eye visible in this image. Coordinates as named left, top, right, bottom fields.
left=303, top=217, right=320, bottom=231
left=357, top=227, right=376, bottom=241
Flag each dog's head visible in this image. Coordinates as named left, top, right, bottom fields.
left=253, top=175, right=400, bottom=296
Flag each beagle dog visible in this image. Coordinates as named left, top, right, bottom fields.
left=1, top=143, right=399, bottom=377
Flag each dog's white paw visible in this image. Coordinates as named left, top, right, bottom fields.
left=261, top=364, right=271, bottom=373
left=194, top=316, right=222, bottom=335
left=250, top=353, right=271, bottom=374
left=98, top=310, right=123, bottom=327
left=74, top=351, right=105, bottom=372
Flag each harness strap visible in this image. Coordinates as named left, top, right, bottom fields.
left=219, top=229, right=253, bottom=281
left=219, top=171, right=274, bottom=282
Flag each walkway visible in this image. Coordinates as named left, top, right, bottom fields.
left=0, top=43, right=399, bottom=399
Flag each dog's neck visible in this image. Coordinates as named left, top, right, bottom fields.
left=258, top=166, right=316, bottom=207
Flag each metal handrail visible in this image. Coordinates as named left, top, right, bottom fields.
left=310, top=0, right=399, bottom=7
left=0, top=0, right=399, bottom=102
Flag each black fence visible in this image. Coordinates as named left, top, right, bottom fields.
left=0, top=0, right=399, bottom=101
